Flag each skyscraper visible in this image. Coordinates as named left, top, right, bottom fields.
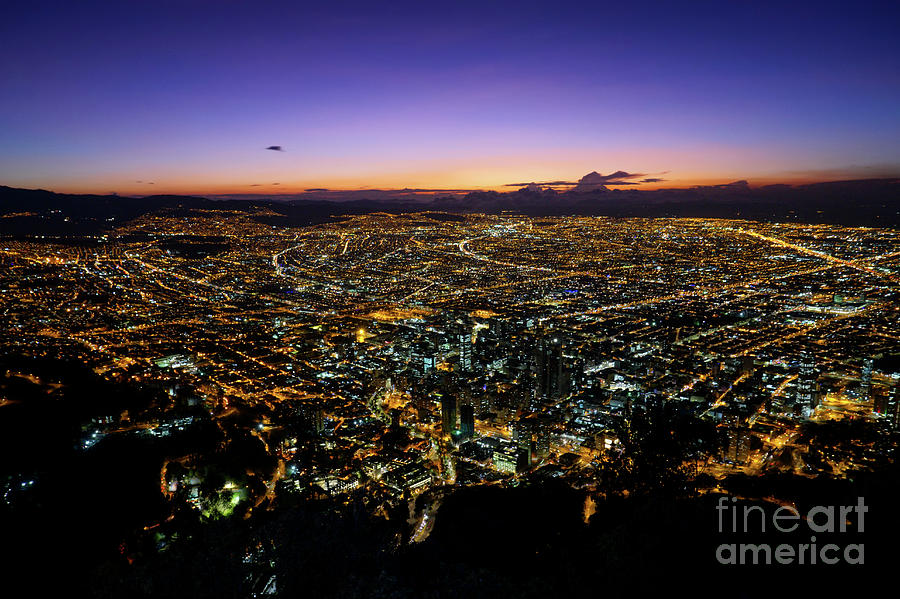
left=459, top=403, right=475, bottom=439
left=455, top=321, right=473, bottom=372
left=513, top=418, right=533, bottom=467
left=534, top=425, right=551, bottom=460
left=795, top=354, right=820, bottom=411
left=860, top=358, right=874, bottom=401
left=887, top=387, right=900, bottom=431
left=535, top=335, right=568, bottom=399
left=441, top=392, right=457, bottom=435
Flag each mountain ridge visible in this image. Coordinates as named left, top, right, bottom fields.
left=1, top=177, right=898, bottom=233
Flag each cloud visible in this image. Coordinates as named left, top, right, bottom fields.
left=504, top=171, right=651, bottom=189
left=640, top=178, right=665, bottom=183
left=305, top=188, right=329, bottom=192
left=266, top=145, right=284, bottom=152
left=594, top=170, right=646, bottom=183
left=504, top=180, right=575, bottom=187
left=272, top=182, right=280, bottom=185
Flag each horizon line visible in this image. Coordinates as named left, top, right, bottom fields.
left=4, top=175, right=900, bottom=200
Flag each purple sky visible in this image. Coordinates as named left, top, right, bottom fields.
left=2, top=0, right=899, bottom=194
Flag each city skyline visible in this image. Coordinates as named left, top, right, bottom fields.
left=3, top=2, right=900, bottom=596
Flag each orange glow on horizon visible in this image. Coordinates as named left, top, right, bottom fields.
left=13, top=149, right=895, bottom=197
left=41, top=172, right=865, bottom=197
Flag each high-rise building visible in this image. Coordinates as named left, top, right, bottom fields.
left=513, top=418, right=534, bottom=466
left=454, top=320, right=473, bottom=372
left=459, top=403, right=475, bottom=440
left=860, top=358, right=874, bottom=401
left=886, top=387, right=900, bottom=431
left=873, top=387, right=888, bottom=415
left=493, top=441, right=519, bottom=473
left=410, top=342, right=436, bottom=378
left=725, top=427, right=751, bottom=464
left=535, top=335, right=569, bottom=399
left=441, top=392, right=457, bottom=435
left=534, top=425, right=551, bottom=460
left=516, top=446, right=532, bottom=472
left=873, top=386, right=899, bottom=428
left=795, top=354, right=820, bottom=411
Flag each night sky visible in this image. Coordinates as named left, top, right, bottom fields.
left=2, top=0, right=899, bottom=195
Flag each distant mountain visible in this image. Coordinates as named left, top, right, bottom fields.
left=1, top=177, right=898, bottom=234
left=432, top=178, right=900, bottom=226
left=0, top=185, right=427, bottom=235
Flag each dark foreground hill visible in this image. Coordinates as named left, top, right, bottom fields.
left=76, top=472, right=900, bottom=598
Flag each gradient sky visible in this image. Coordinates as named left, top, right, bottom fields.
left=2, top=0, right=899, bottom=195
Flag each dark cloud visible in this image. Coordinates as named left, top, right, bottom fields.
left=597, top=170, right=646, bottom=183
left=250, top=184, right=262, bottom=187
left=504, top=180, right=575, bottom=187
left=305, top=188, right=329, bottom=192
left=505, top=171, right=650, bottom=188
left=641, top=178, right=665, bottom=183
left=265, top=145, right=284, bottom=152
left=272, top=182, right=280, bottom=185
left=571, top=171, right=646, bottom=192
